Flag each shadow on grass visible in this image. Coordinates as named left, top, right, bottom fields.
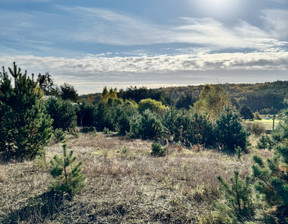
left=2, top=190, right=64, bottom=224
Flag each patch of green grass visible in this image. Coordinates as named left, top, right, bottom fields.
left=244, top=119, right=279, bottom=131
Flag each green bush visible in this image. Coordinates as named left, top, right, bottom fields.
left=257, top=135, right=274, bottom=150
left=138, top=98, right=168, bottom=116
left=50, top=144, right=85, bottom=198
left=46, top=98, right=77, bottom=131
left=138, top=109, right=166, bottom=140
left=172, top=110, right=214, bottom=147
left=0, top=63, right=53, bottom=160
left=240, top=105, right=254, bottom=120
left=216, top=171, right=255, bottom=223
left=253, top=148, right=288, bottom=223
left=128, top=113, right=142, bottom=138
left=151, top=143, right=167, bottom=157
left=116, top=102, right=138, bottom=136
left=94, top=101, right=117, bottom=131
left=53, top=128, right=66, bottom=143
left=215, top=106, right=249, bottom=152
left=252, top=112, right=288, bottom=223
left=76, top=102, right=95, bottom=127
left=103, top=127, right=110, bottom=134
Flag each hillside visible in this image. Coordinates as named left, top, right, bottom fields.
left=81, top=80, right=288, bottom=113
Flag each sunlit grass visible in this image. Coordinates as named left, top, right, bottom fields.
left=0, top=132, right=272, bottom=223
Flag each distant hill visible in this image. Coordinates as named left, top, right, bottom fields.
left=81, top=80, right=288, bottom=113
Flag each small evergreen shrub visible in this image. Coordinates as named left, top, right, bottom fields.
left=257, top=135, right=274, bottom=150
left=253, top=149, right=288, bottom=223
left=151, top=143, right=167, bottom=157
left=53, top=128, right=66, bottom=143
left=116, top=103, right=138, bottom=136
left=216, top=171, right=255, bottom=223
left=138, top=109, right=166, bottom=140
left=172, top=110, right=214, bottom=147
left=128, top=113, right=142, bottom=138
left=103, top=127, right=110, bottom=134
left=50, top=144, right=85, bottom=198
left=94, top=101, right=117, bottom=131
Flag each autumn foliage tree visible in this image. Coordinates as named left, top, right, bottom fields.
left=194, top=85, right=231, bottom=120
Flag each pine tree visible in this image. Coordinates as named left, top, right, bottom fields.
left=60, top=83, right=78, bottom=102
left=253, top=145, right=288, bottom=223
left=251, top=113, right=288, bottom=223
left=50, top=144, right=86, bottom=197
left=217, top=171, right=255, bottom=223
left=215, top=106, right=249, bottom=152
left=240, top=105, right=254, bottom=120
left=46, top=97, right=77, bottom=131
left=0, top=62, right=53, bottom=160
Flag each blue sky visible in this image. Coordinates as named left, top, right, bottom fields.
left=0, top=0, right=288, bottom=94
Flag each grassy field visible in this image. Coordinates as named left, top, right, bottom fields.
left=0, top=132, right=272, bottom=223
left=244, top=118, right=280, bottom=132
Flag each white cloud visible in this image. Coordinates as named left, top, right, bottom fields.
left=0, top=51, right=287, bottom=93
left=262, top=9, right=288, bottom=39
left=1, top=6, right=287, bottom=55
left=53, top=6, right=287, bottom=50
left=1, top=5, right=288, bottom=93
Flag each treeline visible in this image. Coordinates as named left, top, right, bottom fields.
left=84, top=81, right=288, bottom=114
left=160, top=81, right=288, bottom=114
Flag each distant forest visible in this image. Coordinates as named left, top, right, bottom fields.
left=82, top=81, right=288, bottom=114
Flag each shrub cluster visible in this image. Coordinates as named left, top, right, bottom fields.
left=151, top=143, right=167, bottom=157
left=81, top=98, right=248, bottom=152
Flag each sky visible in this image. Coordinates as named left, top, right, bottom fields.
left=0, top=0, right=288, bottom=94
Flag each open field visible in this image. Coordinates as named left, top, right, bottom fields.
left=244, top=118, right=280, bottom=132
left=0, top=133, right=272, bottom=223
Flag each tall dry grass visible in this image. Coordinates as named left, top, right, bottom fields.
left=0, top=132, right=258, bottom=223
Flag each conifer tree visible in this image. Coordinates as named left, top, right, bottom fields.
left=215, top=106, right=249, bottom=152
left=216, top=171, right=255, bottom=223
left=252, top=113, right=288, bottom=223
left=253, top=145, right=288, bottom=223
left=50, top=144, right=85, bottom=197
left=60, top=83, right=78, bottom=102
left=0, top=62, right=53, bottom=160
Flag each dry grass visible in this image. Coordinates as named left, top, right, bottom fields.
left=0, top=132, right=260, bottom=223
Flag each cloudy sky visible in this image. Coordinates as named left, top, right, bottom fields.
left=0, top=0, right=288, bottom=94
